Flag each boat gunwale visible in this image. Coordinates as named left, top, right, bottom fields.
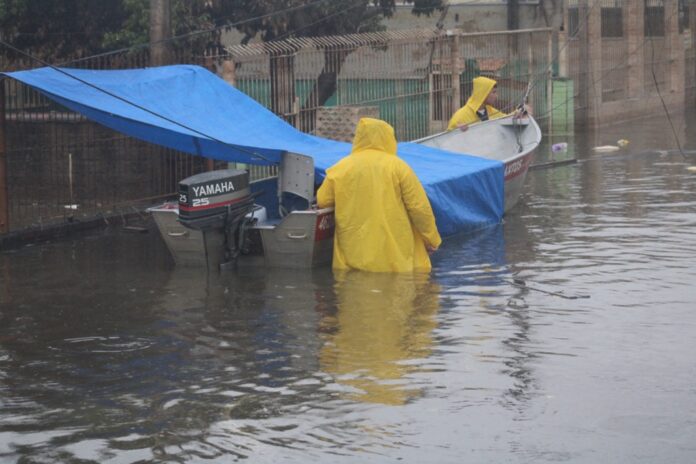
left=412, top=114, right=542, bottom=165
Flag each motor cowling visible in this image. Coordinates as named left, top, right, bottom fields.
left=177, top=169, right=256, bottom=264
left=178, top=169, right=252, bottom=230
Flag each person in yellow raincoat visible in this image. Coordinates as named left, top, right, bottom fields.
left=316, top=118, right=442, bottom=272
left=447, top=75, right=506, bottom=131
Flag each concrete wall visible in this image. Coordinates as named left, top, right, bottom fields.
left=565, top=0, right=687, bottom=127
left=384, top=2, right=549, bottom=32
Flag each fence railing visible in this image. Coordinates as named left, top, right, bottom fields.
left=1, top=27, right=552, bottom=235
left=222, top=28, right=552, bottom=139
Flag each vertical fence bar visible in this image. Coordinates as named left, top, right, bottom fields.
left=0, top=78, right=8, bottom=233
left=546, top=30, right=553, bottom=129
left=451, top=33, right=460, bottom=111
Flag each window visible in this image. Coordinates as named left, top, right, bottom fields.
left=645, top=5, right=665, bottom=37
left=601, top=7, right=624, bottom=38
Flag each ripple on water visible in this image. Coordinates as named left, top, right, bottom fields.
left=48, top=336, right=154, bottom=354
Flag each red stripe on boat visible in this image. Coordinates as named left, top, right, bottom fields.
left=178, top=195, right=248, bottom=212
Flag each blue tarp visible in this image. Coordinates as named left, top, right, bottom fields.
left=3, top=65, right=503, bottom=236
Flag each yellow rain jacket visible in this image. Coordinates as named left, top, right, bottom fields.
left=317, top=118, right=442, bottom=272
left=447, top=76, right=506, bottom=130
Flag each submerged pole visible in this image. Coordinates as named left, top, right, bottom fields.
left=0, top=78, right=8, bottom=234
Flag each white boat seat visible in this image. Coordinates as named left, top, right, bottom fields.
left=278, top=152, right=315, bottom=216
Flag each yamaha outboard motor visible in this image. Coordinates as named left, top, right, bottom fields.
left=178, top=169, right=256, bottom=267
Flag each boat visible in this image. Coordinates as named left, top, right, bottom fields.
left=416, top=114, right=541, bottom=213
left=147, top=114, right=540, bottom=269
left=3, top=65, right=540, bottom=269
left=146, top=155, right=336, bottom=270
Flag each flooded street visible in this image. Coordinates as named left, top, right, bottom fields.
left=1, top=111, right=696, bottom=463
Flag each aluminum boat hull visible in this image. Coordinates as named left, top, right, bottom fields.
left=415, top=115, right=542, bottom=212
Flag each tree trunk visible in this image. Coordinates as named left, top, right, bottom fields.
left=299, top=47, right=355, bottom=133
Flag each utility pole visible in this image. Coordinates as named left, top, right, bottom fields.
left=150, top=0, right=172, bottom=66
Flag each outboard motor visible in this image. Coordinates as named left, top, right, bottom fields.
left=178, top=169, right=256, bottom=266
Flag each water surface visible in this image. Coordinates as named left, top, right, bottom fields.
left=1, top=112, right=696, bottom=462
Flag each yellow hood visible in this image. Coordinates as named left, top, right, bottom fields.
left=468, top=76, right=497, bottom=112
left=446, top=76, right=504, bottom=130
left=350, top=117, right=397, bottom=156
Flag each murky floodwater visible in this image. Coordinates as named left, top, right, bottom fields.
left=2, top=111, right=696, bottom=463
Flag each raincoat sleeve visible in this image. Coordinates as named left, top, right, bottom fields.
left=316, top=173, right=335, bottom=209
left=447, top=106, right=476, bottom=131
left=398, top=163, right=442, bottom=249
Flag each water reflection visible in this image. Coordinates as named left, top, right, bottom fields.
left=319, top=271, right=440, bottom=405
left=1, top=108, right=696, bottom=461
left=434, top=224, right=539, bottom=414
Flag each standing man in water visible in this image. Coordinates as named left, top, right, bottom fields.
left=317, top=118, right=441, bottom=272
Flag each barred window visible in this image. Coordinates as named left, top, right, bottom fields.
left=645, top=6, right=665, bottom=37
left=568, top=7, right=580, bottom=38
left=601, top=7, right=624, bottom=38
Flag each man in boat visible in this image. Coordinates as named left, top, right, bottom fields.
left=317, top=118, right=442, bottom=273
left=447, top=76, right=527, bottom=131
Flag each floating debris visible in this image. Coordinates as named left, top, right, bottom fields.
left=593, top=145, right=620, bottom=153
left=551, top=142, right=568, bottom=153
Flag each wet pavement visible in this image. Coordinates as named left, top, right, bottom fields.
left=1, top=110, right=696, bottom=463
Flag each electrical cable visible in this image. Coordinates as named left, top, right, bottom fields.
left=271, top=1, right=366, bottom=42
left=3, top=0, right=691, bottom=160
left=646, top=8, right=686, bottom=160
left=1, top=0, right=377, bottom=160
left=513, top=1, right=693, bottom=173
left=0, top=38, right=276, bottom=165
left=499, top=0, right=603, bottom=114
left=60, top=0, right=341, bottom=66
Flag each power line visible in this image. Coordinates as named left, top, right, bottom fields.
left=499, top=0, right=602, bottom=114
left=61, top=0, right=343, bottom=66
left=533, top=0, right=684, bottom=125
left=0, top=38, right=274, bottom=164
left=272, top=1, right=367, bottom=42
left=0, top=0, right=392, bottom=162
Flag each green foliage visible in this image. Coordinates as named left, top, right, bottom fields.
left=215, top=0, right=444, bottom=43
left=102, top=0, right=150, bottom=51
left=0, top=0, right=131, bottom=60
left=0, top=0, right=444, bottom=62
left=101, top=0, right=215, bottom=51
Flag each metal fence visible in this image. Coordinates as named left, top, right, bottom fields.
left=223, top=28, right=552, bottom=140
left=1, top=27, right=552, bottom=236
left=1, top=46, right=215, bottom=233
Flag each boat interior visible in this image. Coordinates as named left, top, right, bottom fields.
left=149, top=152, right=334, bottom=270
left=418, top=115, right=540, bottom=163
